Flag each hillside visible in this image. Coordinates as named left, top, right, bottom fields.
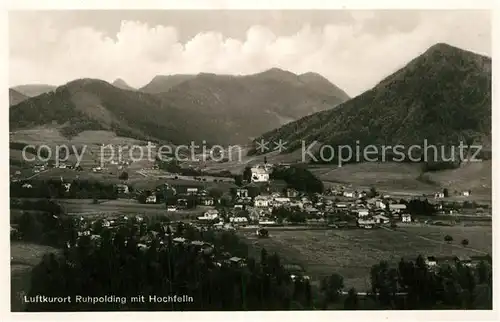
left=12, top=84, right=57, bottom=97
left=139, top=74, right=196, bottom=93
left=9, top=79, right=195, bottom=143
left=10, top=69, right=349, bottom=145
left=9, top=88, right=29, bottom=106
left=112, top=78, right=136, bottom=91
left=256, top=43, right=492, bottom=159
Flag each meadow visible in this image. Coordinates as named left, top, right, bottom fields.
left=239, top=225, right=492, bottom=291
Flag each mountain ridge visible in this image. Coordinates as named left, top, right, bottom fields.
left=255, top=43, right=491, bottom=159
left=10, top=69, right=350, bottom=145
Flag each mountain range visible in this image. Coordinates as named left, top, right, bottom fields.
left=255, top=43, right=492, bottom=159
left=12, top=84, right=57, bottom=97
left=9, top=69, right=349, bottom=145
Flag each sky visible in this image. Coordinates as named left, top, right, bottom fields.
left=9, top=10, right=491, bottom=96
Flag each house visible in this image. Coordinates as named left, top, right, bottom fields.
left=335, top=203, right=348, bottom=209
left=234, top=204, right=244, bottom=210
left=462, top=190, right=471, bottom=197
left=355, top=209, right=369, bottom=218
left=434, top=192, right=445, bottom=199
left=187, top=187, right=198, bottom=195
left=167, top=206, right=177, bottom=212
left=198, top=209, right=219, bottom=221
left=235, top=188, right=249, bottom=198
left=146, top=195, right=157, bottom=204
left=258, top=220, right=277, bottom=226
left=343, top=191, right=355, bottom=198
left=229, top=217, right=248, bottom=224
left=229, top=257, right=245, bottom=267
left=250, top=166, right=270, bottom=182
left=455, top=255, right=472, bottom=267
left=63, top=183, right=71, bottom=192
left=425, top=256, right=438, bottom=268
left=116, top=184, right=129, bottom=194
left=358, top=218, right=376, bottom=229
left=273, top=197, right=291, bottom=206
left=373, top=214, right=390, bottom=224
left=173, top=237, right=187, bottom=244
left=22, top=183, right=32, bottom=189
left=401, top=214, right=412, bottom=223
left=389, top=204, right=407, bottom=213
left=254, top=195, right=271, bottom=208
left=200, top=197, right=215, bottom=206
left=305, top=206, right=320, bottom=216
left=177, top=198, right=188, bottom=208
left=286, top=188, right=299, bottom=198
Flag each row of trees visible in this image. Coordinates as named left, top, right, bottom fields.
left=25, top=218, right=315, bottom=311
left=11, top=179, right=118, bottom=200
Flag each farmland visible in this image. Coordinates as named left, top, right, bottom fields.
left=239, top=225, right=492, bottom=291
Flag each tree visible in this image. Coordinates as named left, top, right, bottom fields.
left=368, top=186, right=378, bottom=198
left=343, top=287, right=359, bottom=309
left=320, top=273, right=344, bottom=303
left=208, top=188, right=223, bottom=200
left=234, top=175, right=243, bottom=186
left=443, top=188, right=449, bottom=197
left=119, top=171, right=129, bottom=180
left=243, top=166, right=252, bottom=182
left=444, top=235, right=453, bottom=244
left=461, top=239, right=469, bottom=247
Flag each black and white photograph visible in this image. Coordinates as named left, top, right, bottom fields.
left=7, top=4, right=494, bottom=315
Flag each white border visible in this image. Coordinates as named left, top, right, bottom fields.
left=1, top=1, right=498, bottom=321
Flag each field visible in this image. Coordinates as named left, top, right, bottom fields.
left=10, top=242, right=60, bottom=312
left=309, top=161, right=492, bottom=202
left=50, top=199, right=207, bottom=220
left=239, top=225, right=492, bottom=291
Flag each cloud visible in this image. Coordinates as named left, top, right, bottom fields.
left=9, top=11, right=491, bottom=96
